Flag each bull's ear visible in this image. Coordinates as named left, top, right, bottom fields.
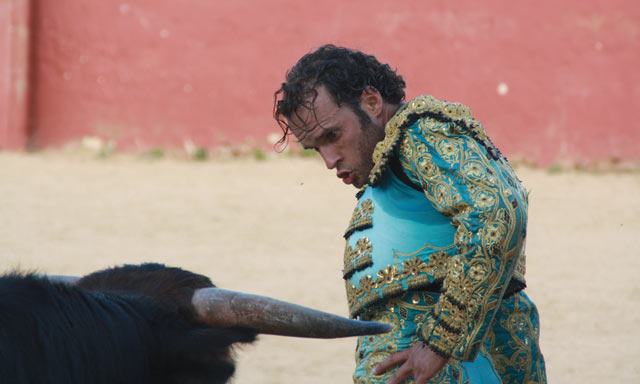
left=191, top=288, right=392, bottom=339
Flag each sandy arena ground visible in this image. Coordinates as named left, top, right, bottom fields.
left=1, top=151, right=638, bottom=383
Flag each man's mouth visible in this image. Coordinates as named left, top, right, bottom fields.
left=337, top=170, right=353, bottom=185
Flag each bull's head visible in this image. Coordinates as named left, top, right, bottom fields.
left=46, top=263, right=391, bottom=339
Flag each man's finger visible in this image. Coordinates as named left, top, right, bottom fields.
left=383, top=362, right=412, bottom=384
left=372, top=350, right=410, bottom=375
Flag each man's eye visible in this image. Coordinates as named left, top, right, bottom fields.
left=326, top=130, right=338, bottom=139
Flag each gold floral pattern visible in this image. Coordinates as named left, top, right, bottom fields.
left=358, top=95, right=530, bottom=360
left=462, top=161, right=486, bottom=179
left=437, top=139, right=461, bottom=161
left=469, top=263, right=488, bottom=282
left=343, top=237, right=374, bottom=279
left=344, top=199, right=374, bottom=239
left=346, top=250, right=452, bottom=318
left=368, top=95, right=503, bottom=187
left=472, top=190, right=497, bottom=211
left=484, top=292, right=547, bottom=383
left=482, top=223, right=507, bottom=245
left=368, top=100, right=412, bottom=186
left=401, top=120, right=528, bottom=359
left=353, top=292, right=474, bottom=384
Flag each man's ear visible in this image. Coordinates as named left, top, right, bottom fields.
left=360, top=86, right=383, bottom=118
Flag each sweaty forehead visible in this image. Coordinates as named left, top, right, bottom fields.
left=287, top=87, right=339, bottom=139
left=287, top=105, right=315, bottom=133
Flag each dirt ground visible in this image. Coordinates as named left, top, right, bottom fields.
left=1, top=151, right=638, bottom=383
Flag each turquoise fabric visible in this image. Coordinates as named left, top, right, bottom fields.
left=352, top=291, right=547, bottom=383
left=485, top=292, right=547, bottom=383
left=344, top=96, right=531, bottom=361
left=398, top=118, right=529, bottom=361
left=344, top=95, right=546, bottom=382
left=353, top=292, right=501, bottom=384
left=345, top=166, right=457, bottom=306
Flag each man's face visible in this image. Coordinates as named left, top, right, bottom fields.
left=288, top=86, right=385, bottom=188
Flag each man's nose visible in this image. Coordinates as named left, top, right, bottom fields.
left=318, top=147, right=339, bottom=169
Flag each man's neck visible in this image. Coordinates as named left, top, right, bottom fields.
left=381, top=103, right=403, bottom=127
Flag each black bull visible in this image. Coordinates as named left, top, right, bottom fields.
left=0, top=263, right=390, bottom=384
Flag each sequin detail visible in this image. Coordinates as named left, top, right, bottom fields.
left=345, top=250, right=451, bottom=318
left=343, top=238, right=374, bottom=279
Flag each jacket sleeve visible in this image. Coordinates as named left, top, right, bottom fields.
left=398, top=118, right=528, bottom=361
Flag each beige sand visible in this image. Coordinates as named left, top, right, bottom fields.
left=1, top=152, right=638, bottom=383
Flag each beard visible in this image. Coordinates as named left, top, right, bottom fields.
left=350, top=112, right=385, bottom=188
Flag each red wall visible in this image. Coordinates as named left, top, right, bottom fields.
left=2, top=0, right=639, bottom=166
left=1, top=0, right=31, bottom=150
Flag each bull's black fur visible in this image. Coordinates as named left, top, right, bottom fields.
left=0, top=263, right=256, bottom=384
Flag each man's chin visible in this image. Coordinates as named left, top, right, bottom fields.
left=348, top=171, right=370, bottom=189
left=350, top=178, right=365, bottom=189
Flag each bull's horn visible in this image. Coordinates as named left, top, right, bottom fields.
left=44, top=275, right=391, bottom=338
left=192, top=287, right=391, bottom=338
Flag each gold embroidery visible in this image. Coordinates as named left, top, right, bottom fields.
left=462, top=161, right=486, bottom=179
left=354, top=292, right=474, bottom=384
left=368, top=101, right=410, bottom=186
left=485, top=292, right=547, bottom=383
left=469, top=263, right=488, bottom=282
left=427, top=323, right=461, bottom=356
left=344, top=199, right=374, bottom=239
left=343, top=237, right=373, bottom=279
left=345, top=250, right=451, bottom=318
left=357, top=95, right=530, bottom=360
left=368, top=95, right=503, bottom=187
left=395, top=105, right=528, bottom=359
left=437, top=138, right=462, bottom=162
left=380, top=282, right=405, bottom=298
left=472, top=190, right=497, bottom=211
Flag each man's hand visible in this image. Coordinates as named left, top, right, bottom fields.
left=372, top=342, right=449, bottom=384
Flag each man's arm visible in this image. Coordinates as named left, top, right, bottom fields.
left=401, top=118, right=527, bottom=360
left=383, top=117, right=524, bottom=364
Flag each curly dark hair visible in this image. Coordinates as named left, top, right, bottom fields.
left=273, top=44, right=406, bottom=145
